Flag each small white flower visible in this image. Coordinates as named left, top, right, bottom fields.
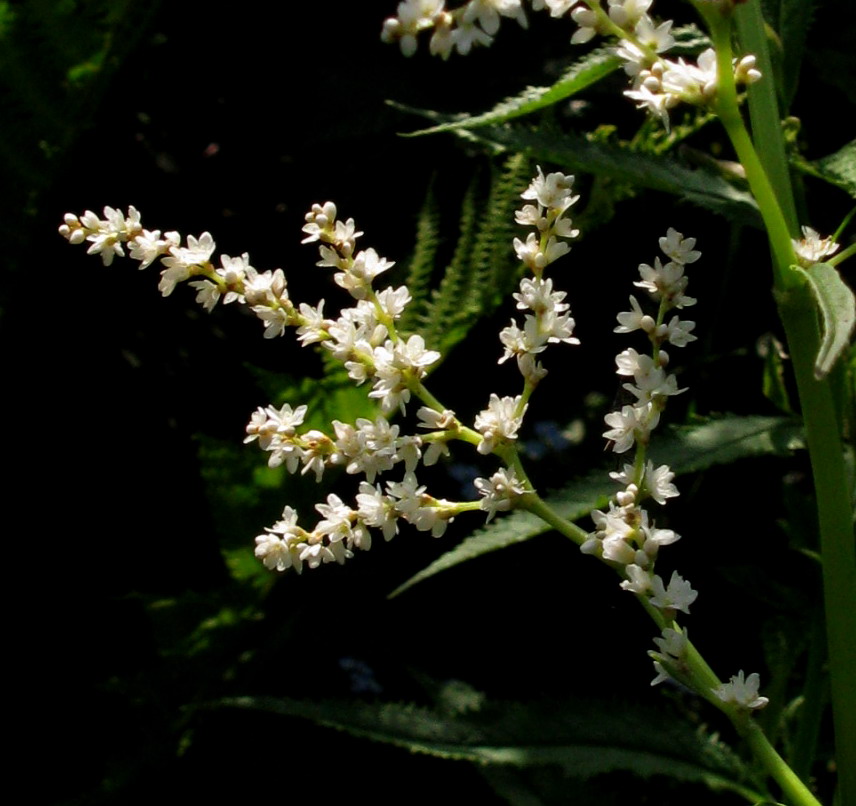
left=649, top=571, right=697, bottom=614
left=474, top=394, right=526, bottom=454
left=620, top=563, right=652, bottom=593
left=714, top=671, right=769, bottom=710
left=130, top=229, right=180, bottom=269
left=474, top=467, right=526, bottom=521
left=521, top=166, right=578, bottom=211
left=642, top=462, right=679, bottom=505
left=659, top=228, right=701, bottom=265
left=792, top=226, right=840, bottom=268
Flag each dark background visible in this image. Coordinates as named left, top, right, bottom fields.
left=4, top=1, right=852, bottom=803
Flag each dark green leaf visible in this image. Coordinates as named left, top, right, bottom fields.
left=449, top=126, right=761, bottom=224
left=220, top=694, right=766, bottom=801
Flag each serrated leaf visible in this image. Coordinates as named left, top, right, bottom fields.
left=793, top=262, right=856, bottom=379
left=446, top=125, right=761, bottom=224
left=401, top=48, right=621, bottom=137
left=390, top=416, right=802, bottom=597
left=220, top=694, right=765, bottom=801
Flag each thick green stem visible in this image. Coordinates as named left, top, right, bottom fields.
left=779, top=286, right=856, bottom=806
left=703, top=4, right=856, bottom=803
left=734, top=1, right=799, bottom=234
left=703, top=12, right=797, bottom=283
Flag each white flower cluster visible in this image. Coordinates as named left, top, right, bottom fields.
left=381, top=0, right=529, bottom=59
left=499, top=166, right=581, bottom=384
left=573, top=1, right=761, bottom=128
left=603, top=228, right=698, bottom=454
left=582, top=229, right=700, bottom=679
left=60, top=177, right=557, bottom=573
left=623, top=48, right=760, bottom=130
left=58, top=207, right=298, bottom=337
left=380, top=1, right=761, bottom=129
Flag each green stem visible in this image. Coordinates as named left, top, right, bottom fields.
left=705, top=4, right=856, bottom=803
left=738, top=717, right=825, bottom=806
left=778, top=287, right=856, bottom=806
left=702, top=12, right=797, bottom=284
left=827, top=242, right=856, bottom=268
left=734, top=1, right=799, bottom=233
left=521, top=492, right=588, bottom=547
left=523, top=495, right=818, bottom=804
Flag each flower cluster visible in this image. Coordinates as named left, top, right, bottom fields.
left=571, top=1, right=761, bottom=127
left=60, top=171, right=567, bottom=573
left=582, top=230, right=700, bottom=678
left=381, top=0, right=529, bottom=59
left=603, top=228, right=698, bottom=453
left=499, top=166, right=581, bottom=384
left=380, top=1, right=762, bottom=128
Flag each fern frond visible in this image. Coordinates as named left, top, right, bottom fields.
left=399, top=176, right=444, bottom=332
left=417, top=170, right=482, bottom=350
left=411, top=153, right=534, bottom=361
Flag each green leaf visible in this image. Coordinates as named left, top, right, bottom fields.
left=390, top=415, right=803, bottom=597
left=400, top=48, right=621, bottom=137
left=219, top=694, right=766, bottom=801
left=446, top=126, right=761, bottom=224
left=793, top=262, right=856, bottom=379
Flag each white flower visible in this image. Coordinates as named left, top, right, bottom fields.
left=531, top=0, right=575, bottom=18
left=244, top=267, right=288, bottom=307
left=792, top=226, right=840, bottom=268
left=521, top=166, right=578, bottom=212
left=356, top=482, right=399, bottom=541
left=649, top=571, right=697, bottom=614
left=714, top=671, right=769, bottom=710
left=130, top=229, right=180, bottom=269
left=641, top=461, right=679, bottom=505
left=615, top=296, right=655, bottom=334
left=650, top=627, right=688, bottom=686
left=608, top=0, right=652, bottom=30
left=159, top=233, right=216, bottom=296
left=334, top=248, right=395, bottom=299
left=663, top=315, right=696, bottom=347
left=474, top=394, right=526, bottom=454
left=603, top=403, right=653, bottom=453
left=253, top=305, right=291, bottom=339
left=659, top=228, right=701, bottom=265
left=255, top=505, right=305, bottom=572
left=461, top=0, right=527, bottom=37
left=653, top=626, right=687, bottom=660
left=314, top=494, right=357, bottom=544
left=620, top=563, right=652, bottom=592
left=474, top=467, right=526, bottom=521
